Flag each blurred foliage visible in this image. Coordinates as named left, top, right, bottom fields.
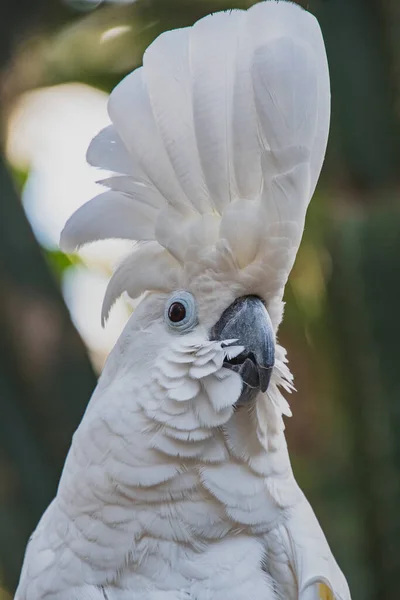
left=44, top=249, right=81, bottom=282
left=9, top=167, right=29, bottom=193
left=0, top=1, right=399, bottom=599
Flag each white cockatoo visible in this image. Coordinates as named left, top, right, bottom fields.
left=16, top=1, right=351, bottom=599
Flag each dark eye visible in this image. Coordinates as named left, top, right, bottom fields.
left=168, top=302, right=186, bottom=323
left=165, top=291, right=198, bottom=333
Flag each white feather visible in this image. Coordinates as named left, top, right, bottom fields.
left=167, top=378, right=201, bottom=402
left=98, top=175, right=166, bottom=210
left=157, top=357, right=189, bottom=380
left=278, top=499, right=351, bottom=600
left=247, top=0, right=330, bottom=198
left=86, top=125, right=134, bottom=175
left=101, top=242, right=181, bottom=324
left=108, top=68, right=189, bottom=213
left=252, top=38, right=318, bottom=156
left=231, top=8, right=263, bottom=200
left=202, top=369, right=243, bottom=413
left=189, top=361, right=221, bottom=379
left=219, top=198, right=264, bottom=268
left=143, top=27, right=211, bottom=214
left=190, top=10, right=245, bottom=213
left=154, top=204, right=197, bottom=263
left=60, top=190, right=156, bottom=252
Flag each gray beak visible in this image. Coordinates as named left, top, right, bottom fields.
left=210, top=295, right=275, bottom=404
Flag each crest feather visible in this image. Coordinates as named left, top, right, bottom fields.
left=101, top=242, right=181, bottom=324
left=60, top=0, right=330, bottom=322
left=60, top=191, right=157, bottom=252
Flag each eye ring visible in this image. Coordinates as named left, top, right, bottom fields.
left=165, top=291, right=198, bottom=333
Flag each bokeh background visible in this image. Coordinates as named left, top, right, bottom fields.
left=0, top=0, right=399, bottom=598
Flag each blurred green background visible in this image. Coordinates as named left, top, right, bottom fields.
left=0, top=1, right=399, bottom=599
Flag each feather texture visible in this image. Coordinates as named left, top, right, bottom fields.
left=108, top=68, right=190, bottom=213
left=101, top=242, right=181, bottom=323
left=143, top=27, right=211, bottom=214
left=60, top=190, right=157, bottom=252
left=190, top=10, right=244, bottom=213
left=86, top=125, right=134, bottom=175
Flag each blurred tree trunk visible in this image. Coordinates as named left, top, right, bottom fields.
left=312, top=0, right=400, bottom=189
left=329, top=213, right=400, bottom=600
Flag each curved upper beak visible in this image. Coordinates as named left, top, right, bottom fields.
left=210, top=295, right=275, bottom=403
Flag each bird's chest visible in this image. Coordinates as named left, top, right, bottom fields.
left=115, top=467, right=280, bottom=599
left=120, top=535, right=277, bottom=600
left=128, top=462, right=280, bottom=544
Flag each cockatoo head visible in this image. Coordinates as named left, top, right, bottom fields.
left=61, top=0, right=329, bottom=441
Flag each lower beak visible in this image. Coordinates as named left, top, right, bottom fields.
left=210, top=295, right=275, bottom=403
